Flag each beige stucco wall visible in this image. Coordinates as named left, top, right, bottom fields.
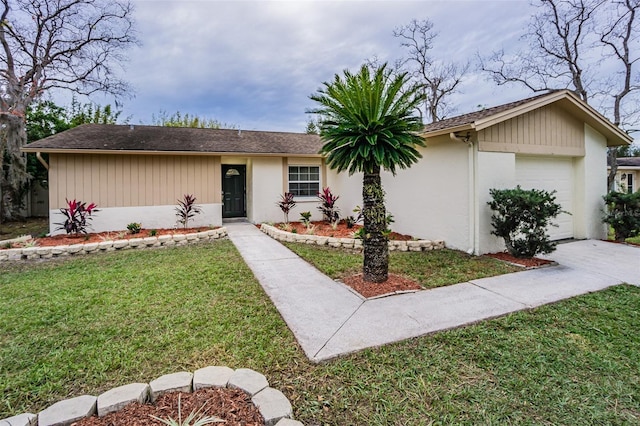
left=325, top=168, right=362, bottom=224
left=378, top=135, right=472, bottom=252
left=478, top=103, right=585, bottom=156
left=246, top=156, right=284, bottom=223
left=574, top=124, right=608, bottom=239
left=475, top=151, right=517, bottom=254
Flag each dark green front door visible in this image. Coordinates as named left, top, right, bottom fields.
left=222, top=165, right=246, bottom=218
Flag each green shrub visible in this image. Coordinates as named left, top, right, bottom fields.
left=127, top=222, right=142, bottom=234
left=300, top=211, right=312, bottom=228
left=603, top=191, right=640, bottom=241
left=488, top=186, right=564, bottom=258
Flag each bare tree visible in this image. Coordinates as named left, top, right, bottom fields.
left=481, top=0, right=604, bottom=102
left=0, top=0, right=137, bottom=220
left=394, top=19, right=468, bottom=123
left=599, top=0, right=640, bottom=188
left=481, top=0, right=639, bottom=191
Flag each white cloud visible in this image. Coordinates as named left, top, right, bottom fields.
left=83, top=0, right=544, bottom=131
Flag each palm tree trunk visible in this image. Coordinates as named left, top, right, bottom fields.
left=362, top=169, right=388, bottom=283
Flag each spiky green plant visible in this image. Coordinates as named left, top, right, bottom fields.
left=309, top=63, right=425, bottom=283
left=149, top=394, right=225, bottom=426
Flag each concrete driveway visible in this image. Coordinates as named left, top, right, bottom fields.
left=543, top=239, right=639, bottom=286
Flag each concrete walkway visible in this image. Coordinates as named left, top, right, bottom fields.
left=226, top=222, right=639, bottom=362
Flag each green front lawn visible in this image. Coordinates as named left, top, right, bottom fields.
left=284, top=242, right=520, bottom=288
left=1, top=241, right=638, bottom=424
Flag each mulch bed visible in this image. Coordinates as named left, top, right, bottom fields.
left=72, top=388, right=264, bottom=426
left=486, top=252, right=555, bottom=268
left=2, top=227, right=213, bottom=249
left=277, top=221, right=413, bottom=241
left=341, top=273, right=422, bottom=298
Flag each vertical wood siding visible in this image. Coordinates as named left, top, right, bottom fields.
left=478, top=103, right=585, bottom=156
left=49, top=154, right=221, bottom=209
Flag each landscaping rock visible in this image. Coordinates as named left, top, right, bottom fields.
left=227, top=368, right=268, bottom=396
left=38, top=395, right=96, bottom=426
left=50, top=246, right=67, bottom=256
left=193, top=366, right=234, bottom=389
left=149, top=372, right=193, bottom=402
left=315, top=237, right=328, bottom=246
left=82, top=243, right=99, bottom=252
left=252, top=387, right=292, bottom=426
left=172, top=234, right=186, bottom=242
left=97, top=383, right=149, bottom=417
left=127, top=238, right=143, bottom=247
left=0, top=413, right=36, bottom=426
left=142, top=237, right=158, bottom=247
left=157, top=235, right=172, bottom=245
left=36, top=247, right=52, bottom=257
left=112, top=240, right=129, bottom=249
left=22, top=247, right=38, bottom=259
left=66, top=244, right=83, bottom=254
left=98, top=241, right=113, bottom=250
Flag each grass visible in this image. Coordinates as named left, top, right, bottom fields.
left=0, top=217, right=49, bottom=241
left=284, top=242, right=521, bottom=288
left=1, top=241, right=639, bottom=424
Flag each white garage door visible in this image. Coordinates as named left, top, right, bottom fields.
left=516, top=156, right=574, bottom=240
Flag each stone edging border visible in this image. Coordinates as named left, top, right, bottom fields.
left=0, top=366, right=302, bottom=426
left=0, top=228, right=228, bottom=262
left=260, top=223, right=445, bottom=252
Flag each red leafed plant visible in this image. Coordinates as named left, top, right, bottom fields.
left=55, top=199, right=98, bottom=234
left=176, top=194, right=203, bottom=229
left=317, top=187, right=340, bottom=225
left=276, top=192, right=297, bottom=224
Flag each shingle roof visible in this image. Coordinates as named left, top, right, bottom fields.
left=617, top=157, right=640, bottom=167
left=422, top=92, right=554, bottom=133
left=23, top=124, right=324, bottom=155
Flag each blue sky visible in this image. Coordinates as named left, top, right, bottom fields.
left=84, top=0, right=541, bottom=132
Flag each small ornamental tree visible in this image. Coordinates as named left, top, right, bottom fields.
left=276, top=192, right=296, bottom=224
left=55, top=199, right=98, bottom=235
left=603, top=191, right=640, bottom=241
left=488, top=186, right=564, bottom=258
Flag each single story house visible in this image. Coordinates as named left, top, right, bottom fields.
left=23, top=90, right=632, bottom=254
left=611, top=157, right=640, bottom=193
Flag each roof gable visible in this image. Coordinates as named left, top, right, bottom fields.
left=22, top=124, right=324, bottom=156
left=422, top=90, right=633, bottom=147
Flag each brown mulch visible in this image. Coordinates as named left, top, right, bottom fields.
left=278, top=221, right=413, bottom=241
left=72, top=388, right=264, bottom=426
left=2, top=227, right=213, bottom=249
left=486, top=252, right=555, bottom=268
left=342, top=273, right=423, bottom=298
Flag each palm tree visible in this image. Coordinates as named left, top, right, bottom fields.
left=309, top=64, right=425, bottom=283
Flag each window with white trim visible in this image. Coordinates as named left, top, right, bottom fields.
left=628, top=173, right=634, bottom=193
left=288, top=165, right=320, bottom=197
